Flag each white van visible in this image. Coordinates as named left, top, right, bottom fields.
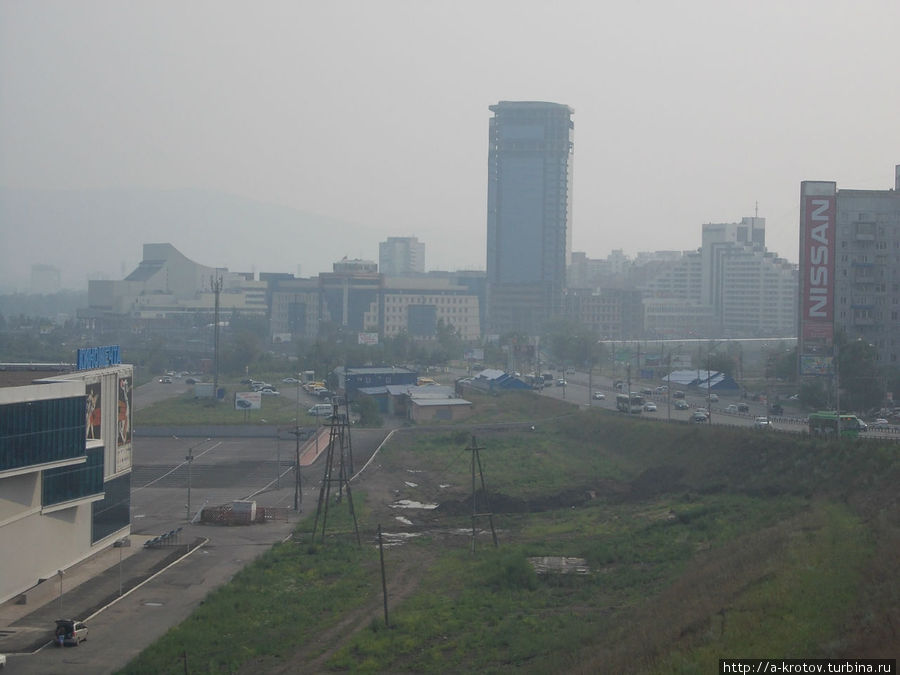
left=308, top=403, right=333, bottom=417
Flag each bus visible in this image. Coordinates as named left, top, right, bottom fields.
left=808, top=411, right=867, bottom=438
left=616, top=392, right=645, bottom=414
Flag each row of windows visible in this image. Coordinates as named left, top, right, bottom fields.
left=1, top=397, right=86, bottom=472
left=43, top=447, right=104, bottom=507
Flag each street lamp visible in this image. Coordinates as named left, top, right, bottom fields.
left=57, top=569, right=64, bottom=614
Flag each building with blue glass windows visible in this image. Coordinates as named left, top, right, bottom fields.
left=0, top=362, right=132, bottom=604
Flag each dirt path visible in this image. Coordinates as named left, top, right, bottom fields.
left=264, top=546, right=436, bottom=675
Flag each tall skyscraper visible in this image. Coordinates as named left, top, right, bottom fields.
left=486, top=101, right=574, bottom=335
left=379, top=236, right=425, bottom=276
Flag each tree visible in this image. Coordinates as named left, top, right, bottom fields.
left=837, top=338, right=883, bottom=412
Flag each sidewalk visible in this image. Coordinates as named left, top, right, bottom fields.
left=0, top=533, right=199, bottom=654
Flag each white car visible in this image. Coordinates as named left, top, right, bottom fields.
left=871, top=418, right=890, bottom=429
left=643, top=402, right=657, bottom=412
left=708, top=393, right=719, bottom=402
left=754, top=416, right=772, bottom=429
left=592, top=392, right=605, bottom=400
left=726, top=404, right=738, bottom=414
left=260, top=388, right=280, bottom=396
left=282, top=377, right=299, bottom=384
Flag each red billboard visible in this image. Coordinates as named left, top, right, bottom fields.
left=800, top=194, right=835, bottom=341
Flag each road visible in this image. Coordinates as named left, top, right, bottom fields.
left=5, top=379, right=389, bottom=675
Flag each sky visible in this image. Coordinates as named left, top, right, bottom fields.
left=2, top=0, right=899, bottom=285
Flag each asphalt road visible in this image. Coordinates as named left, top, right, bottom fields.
left=5, top=379, right=389, bottom=675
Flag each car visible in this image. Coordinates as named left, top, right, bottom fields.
left=694, top=407, right=709, bottom=418
left=54, top=619, right=88, bottom=647
left=260, top=388, right=280, bottom=396
left=708, top=393, right=719, bottom=403
left=592, top=392, right=605, bottom=400
left=769, top=403, right=784, bottom=416
left=640, top=387, right=653, bottom=396
left=726, top=404, right=738, bottom=414
left=159, top=376, right=172, bottom=384
left=673, top=390, right=685, bottom=399
left=184, top=377, right=197, bottom=385
left=871, top=418, right=890, bottom=429
left=675, top=399, right=690, bottom=410
left=282, top=377, right=299, bottom=384
left=0, top=653, right=5, bottom=668
left=754, top=416, right=772, bottom=429
left=565, top=367, right=575, bottom=374
left=556, top=379, right=567, bottom=387
left=737, top=403, right=750, bottom=413
left=655, top=385, right=669, bottom=394
left=691, top=411, right=708, bottom=423
left=643, top=402, right=657, bottom=412
left=240, top=378, right=253, bottom=384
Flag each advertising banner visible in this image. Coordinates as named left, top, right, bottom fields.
left=358, top=332, right=379, bottom=345
left=85, top=381, right=102, bottom=440
left=235, top=391, right=262, bottom=410
left=800, top=194, right=835, bottom=341
left=116, top=376, right=133, bottom=471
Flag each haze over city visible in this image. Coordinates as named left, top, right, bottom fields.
left=2, top=0, right=899, bottom=290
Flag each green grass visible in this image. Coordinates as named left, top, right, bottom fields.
left=120, top=406, right=900, bottom=673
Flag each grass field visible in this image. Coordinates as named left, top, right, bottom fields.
left=119, top=397, right=900, bottom=674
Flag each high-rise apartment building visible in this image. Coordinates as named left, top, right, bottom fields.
left=486, top=101, right=574, bottom=335
left=379, top=237, right=425, bottom=276
left=799, top=166, right=900, bottom=373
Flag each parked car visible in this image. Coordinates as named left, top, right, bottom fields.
left=54, top=619, right=88, bottom=646
left=556, top=379, right=566, bottom=387
left=643, top=402, right=657, bottom=412
left=592, top=392, right=605, bottom=400
left=640, top=387, right=653, bottom=396
left=675, top=400, right=690, bottom=410
left=871, top=418, right=890, bottom=429
left=655, top=385, right=668, bottom=394
left=726, top=404, right=739, bottom=414
left=282, top=377, right=299, bottom=384
left=260, top=388, right=280, bottom=396
left=754, top=416, right=772, bottom=429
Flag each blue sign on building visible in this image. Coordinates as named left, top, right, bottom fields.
left=77, top=345, right=121, bottom=370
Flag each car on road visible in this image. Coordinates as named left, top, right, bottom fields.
left=674, top=399, right=690, bottom=410
left=260, top=388, right=280, bottom=396
left=726, top=404, right=738, bottom=413
left=673, top=390, right=685, bottom=399
left=184, top=377, right=197, bottom=385
left=282, top=377, right=299, bottom=384
left=871, top=418, right=890, bottom=429
left=54, top=619, right=88, bottom=647
left=754, top=416, right=772, bottom=429
left=769, top=403, right=784, bottom=416
left=708, top=393, right=719, bottom=402
left=640, top=387, right=653, bottom=396
left=592, top=392, right=605, bottom=400
left=691, top=411, right=708, bottom=423
left=556, top=379, right=567, bottom=387
left=643, top=402, right=657, bottom=412
left=159, top=376, right=172, bottom=384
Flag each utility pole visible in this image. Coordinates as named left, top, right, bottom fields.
left=185, top=445, right=194, bottom=522
left=212, top=275, right=223, bottom=401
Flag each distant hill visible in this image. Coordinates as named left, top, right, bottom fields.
left=0, top=187, right=376, bottom=291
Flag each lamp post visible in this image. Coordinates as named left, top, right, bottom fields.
left=57, top=569, right=64, bottom=614
left=185, top=445, right=194, bottom=522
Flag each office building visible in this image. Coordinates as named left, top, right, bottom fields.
left=486, top=101, right=574, bottom=335
left=379, top=237, right=425, bottom=276
left=799, top=165, right=900, bottom=373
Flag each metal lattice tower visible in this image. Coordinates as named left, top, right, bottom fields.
left=311, top=397, right=361, bottom=545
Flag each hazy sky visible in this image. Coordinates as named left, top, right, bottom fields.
left=2, top=0, right=899, bottom=279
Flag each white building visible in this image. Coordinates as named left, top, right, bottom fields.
left=379, top=237, right=425, bottom=276
left=0, top=358, right=133, bottom=605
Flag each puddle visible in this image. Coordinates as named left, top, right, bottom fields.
left=389, top=499, right=438, bottom=510
left=394, top=516, right=413, bottom=525
left=404, top=481, right=418, bottom=488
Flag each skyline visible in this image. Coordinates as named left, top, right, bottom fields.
left=2, top=1, right=899, bottom=289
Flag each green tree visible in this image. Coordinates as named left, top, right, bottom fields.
left=837, top=337, right=883, bottom=411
